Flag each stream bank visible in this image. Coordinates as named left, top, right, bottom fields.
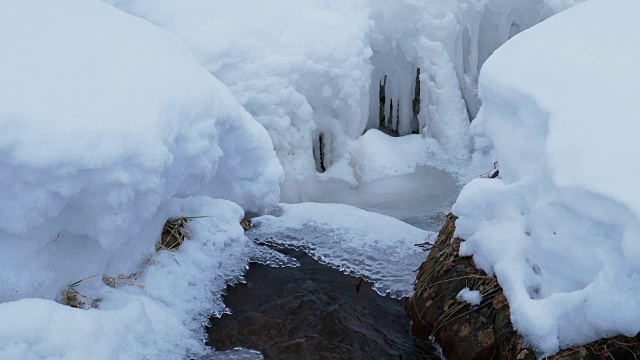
left=407, top=214, right=640, bottom=360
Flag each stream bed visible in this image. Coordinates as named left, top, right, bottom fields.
left=206, top=247, right=441, bottom=359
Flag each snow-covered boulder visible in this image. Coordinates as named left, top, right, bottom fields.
left=453, top=0, right=640, bottom=355
left=0, top=0, right=283, bottom=358
left=0, top=0, right=282, bottom=304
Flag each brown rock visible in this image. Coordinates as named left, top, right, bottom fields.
left=406, top=214, right=640, bottom=360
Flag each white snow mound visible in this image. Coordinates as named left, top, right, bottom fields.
left=453, top=0, right=640, bottom=355
left=0, top=0, right=282, bottom=358
left=456, top=288, right=482, bottom=306
left=0, top=0, right=282, bottom=299
left=0, top=198, right=269, bottom=359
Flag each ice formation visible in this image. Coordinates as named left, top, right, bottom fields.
left=453, top=0, right=640, bottom=355
left=103, top=0, right=582, bottom=192
left=0, top=0, right=281, bottom=358
left=250, top=203, right=432, bottom=298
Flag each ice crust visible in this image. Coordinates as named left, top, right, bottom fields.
left=453, top=0, right=640, bottom=355
left=250, top=203, right=432, bottom=298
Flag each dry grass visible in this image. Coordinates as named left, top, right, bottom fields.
left=63, top=215, right=255, bottom=308
left=103, top=216, right=201, bottom=289
left=156, top=217, right=188, bottom=251
left=96, top=217, right=194, bottom=291
left=61, top=274, right=99, bottom=309
left=61, top=288, right=86, bottom=309
left=416, top=226, right=503, bottom=338
left=547, top=335, right=640, bottom=360
left=102, top=273, right=145, bottom=289
left=156, top=215, right=211, bottom=251
left=102, top=256, right=158, bottom=289
left=240, top=218, right=252, bottom=231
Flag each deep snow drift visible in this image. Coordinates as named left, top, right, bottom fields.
left=250, top=203, right=432, bottom=298
left=453, top=0, right=640, bottom=355
left=103, top=0, right=582, bottom=193
left=0, top=0, right=281, bottom=358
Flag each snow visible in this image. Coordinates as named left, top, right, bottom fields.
left=0, top=0, right=593, bottom=357
left=0, top=0, right=281, bottom=299
left=0, top=198, right=275, bottom=359
left=281, top=164, right=460, bottom=230
left=453, top=0, right=640, bottom=355
left=250, top=203, right=432, bottom=298
left=102, top=0, right=579, bottom=194
left=456, top=288, right=483, bottom=306
left=0, top=0, right=281, bottom=358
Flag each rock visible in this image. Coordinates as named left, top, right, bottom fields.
left=406, top=214, right=640, bottom=360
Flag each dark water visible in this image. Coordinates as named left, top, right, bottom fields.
left=206, top=247, right=439, bottom=359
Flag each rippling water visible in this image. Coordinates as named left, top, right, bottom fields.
left=206, top=247, right=440, bottom=359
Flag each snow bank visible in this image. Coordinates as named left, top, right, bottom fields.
left=0, top=198, right=272, bottom=359
left=0, top=0, right=281, bottom=300
left=250, top=203, right=432, bottom=298
left=0, top=0, right=281, bottom=358
left=103, top=0, right=582, bottom=192
left=453, top=0, right=640, bottom=355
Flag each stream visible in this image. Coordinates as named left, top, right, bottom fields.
left=205, top=166, right=460, bottom=359
left=207, top=247, right=440, bottom=359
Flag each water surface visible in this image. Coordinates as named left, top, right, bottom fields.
left=206, top=247, right=439, bottom=359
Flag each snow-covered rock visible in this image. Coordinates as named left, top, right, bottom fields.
left=453, top=0, right=640, bottom=355
left=0, top=0, right=282, bottom=358
left=0, top=0, right=281, bottom=299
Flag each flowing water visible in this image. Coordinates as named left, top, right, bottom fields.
left=206, top=166, right=460, bottom=358
left=206, top=247, right=441, bottom=359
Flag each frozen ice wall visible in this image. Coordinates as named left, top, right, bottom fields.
left=0, top=0, right=282, bottom=301
left=367, top=0, right=585, bottom=160
left=454, top=0, right=640, bottom=355
left=103, top=0, right=583, bottom=190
